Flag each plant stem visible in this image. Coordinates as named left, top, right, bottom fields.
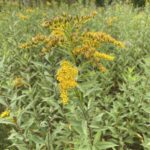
left=47, top=130, right=50, bottom=150
left=75, top=89, right=93, bottom=149
left=48, top=119, right=53, bottom=150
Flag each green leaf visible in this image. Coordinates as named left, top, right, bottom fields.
left=95, top=141, right=117, bottom=150
left=0, top=119, right=15, bottom=125
left=82, top=120, right=88, bottom=136
left=93, top=131, right=101, bottom=145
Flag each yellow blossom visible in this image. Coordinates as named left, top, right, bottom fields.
left=31, top=34, right=46, bottom=44
left=19, top=42, right=31, bottom=49
left=106, top=17, right=117, bottom=26
left=98, top=64, right=107, bottom=73
left=17, top=13, right=28, bottom=20
left=26, top=8, right=34, bottom=13
left=51, top=28, right=65, bottom=37
left=41, top=21, right=50, bottom=28
left=41, top=11, right=97, bottom=30
left=41, top=47, right=48, bottom=53
left=73, top=45, right=96, bottom=59
left=94, top=52, right=115, bottom=61
left=13, top=77, right=25, bottom=88
left=60, top=90, right=68, bottom=105
left=83, top=32, right=125, bottom=48
left=44, top=36, right=64, bottom=50
left=73, top=45, right=114, bottom=72
left=56, top=61, right=78, bottom=105
left=0, top=110, right=10, bottom=118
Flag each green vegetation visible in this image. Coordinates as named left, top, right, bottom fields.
left=0, top=1, right=150, bottom=150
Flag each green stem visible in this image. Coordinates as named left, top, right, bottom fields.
left=48, top=119, right=53, bottom=150
left=75, top=89, right=93, bottom=149
left=47, top=130, right=50, bottom=150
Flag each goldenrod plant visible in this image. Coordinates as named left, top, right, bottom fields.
left=19, top=12, right=124, bottom=106
left=0, top=2, right=150, bottom=150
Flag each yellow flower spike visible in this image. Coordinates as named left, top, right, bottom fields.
left=31, top=34, right=46, bottom=44
left=17, top=13, right=28, bottom=20
left=56, top=61, right=78, bottom=105
left=13, top=77, right=25, bottom=88
left=60, top=90, right=68, bottom=105
left=114, top=41, right=125, bottom=48
left=41, top=47, right=48, bottom=53
left=106, top=17, right=117, bottom=26
left=42, top=11, right=97, bottom=31
left=26, top=8, right=34, bottom=13
left=92, top=11, right=98, bottom=16
left=41, top=21, right=50, bottom=28
left=51, top=29, right=65, bottom=37
left=0, top=110, right=10, bottom=118
left=83, top=32, right=125, bottom=48
left=94, top=52, right=115, bottom=61
left=98, top=64, right=107, bottom=73
left=19, top=42, right=31, bottom=49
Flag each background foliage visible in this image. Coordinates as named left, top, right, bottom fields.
left=0, top=0, right=149, bottom=8
left=0, top=1, right=150, bottom=150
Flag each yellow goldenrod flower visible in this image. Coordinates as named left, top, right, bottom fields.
left=73, top=45, right=96, bottom=59
left=26, top=8, right=34, bottom=13
left=94, top=51, right=114, bottom=61
left=17, top=13, right=28, bottom=20
left=113, top=41, right=125, bottom=48
left=0, top=110, right=10, bottom=118
left=60, top=90, right=68, bottom=105
left=106, top=17, right=117, bottom=26
left=98, top=64, right=107, bottom=73
left=51, top=28, right=65, bottom=37
left=56, top=61, right=78, bottom=105
left=13, top=77, right=25, bottom=88
left=83, top=32, right=125, bottom=48
left=41, top=47, right=48, bottom=53
left=31, top=34, right=46, bottom=44
left=41, top=21, right=50, bottom=28
left=45, top=36, right=64, bottom=50
left=42, top=11, right=97, bottom=30
left=19, top=42, right=31, bottom=49
left=73, top=45, right=114, bottom=72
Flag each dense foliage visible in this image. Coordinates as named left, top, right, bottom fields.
left=0, top=0, right=149, bottom=8
left=0, top=2, right=150, bottom=150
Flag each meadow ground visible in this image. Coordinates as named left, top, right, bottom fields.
left=0, top=2, right=150, bottom=150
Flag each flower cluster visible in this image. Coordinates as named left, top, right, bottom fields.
left=42, top=11, right=97, bottom=29
left=19, top=12, right=98, bottom=55
left=73, top=31, right=124, bottom=72
left=82, top=32, right=125, bottom=48
left=16, top=13, right=29, bottom=20
left=19, top=33, right=64, bottom=55
left=19, top=12, right=125, bottom=104
left=73, top=45, right=114, bottom=72
left=26, top=8, right=34, bottom=13
left=0, top=110, right=10, bottom=118
left=106, top=16, right=117, bottom=26
left=13, top=77, right=25, bottom=88
left=56, top=61, right=78, bottom=105
left=19, top=34, right=46, bottom=49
